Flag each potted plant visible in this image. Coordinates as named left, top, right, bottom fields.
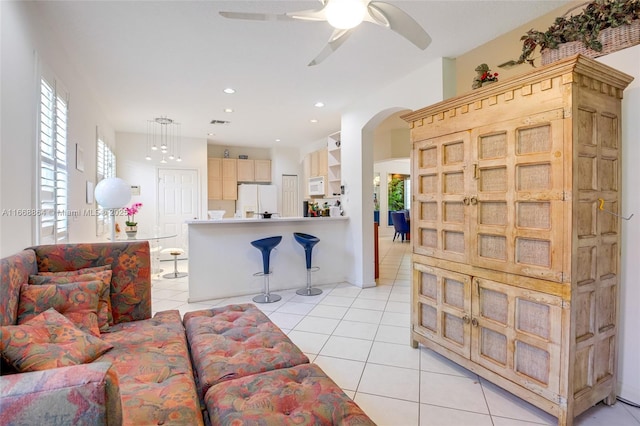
left=124, top=202, right=143, bottom=238
left=517, top=0, right=640, bottom=66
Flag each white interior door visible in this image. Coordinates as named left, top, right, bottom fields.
left=157, top=168, right=198, bottom=257
left=281, top=174, right=298, bottom=217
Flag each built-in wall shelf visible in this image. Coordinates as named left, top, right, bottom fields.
left=327, top=131, right=341, bottom=197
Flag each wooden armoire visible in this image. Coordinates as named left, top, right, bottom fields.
left=402, top=55, right=632, bottom=426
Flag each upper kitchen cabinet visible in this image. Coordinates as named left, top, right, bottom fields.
left=207, top=158, right=222, bottom=200
left=237, top=159, right=272, bottom=183
left=310, top=147, right=328, bottom=178
left=208, top=158, right=237, bottom=200
left=254, top=160, right=272, bottom=182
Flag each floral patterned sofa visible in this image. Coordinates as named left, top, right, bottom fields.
left=0, top=241, right=202, bottom=425
left=0, top=242, right=375, bottom=425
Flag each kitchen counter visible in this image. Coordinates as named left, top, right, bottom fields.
left=188, top=216, right=347, bottom=224
left=187, top=216, right=350, bottom=301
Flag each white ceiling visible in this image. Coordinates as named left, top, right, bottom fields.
left=31, top=1, right=569, bottom=148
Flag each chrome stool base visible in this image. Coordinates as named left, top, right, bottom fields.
left=296, top=258, right=322, bottom=297
left=163, top=271, right=188, bottom=279
left=296, top=287, right=322, bottom=296
left=253, top=293, right=282, bottom=303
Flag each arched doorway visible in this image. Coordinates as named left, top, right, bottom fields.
left=361, top=108, right=412, bottom=282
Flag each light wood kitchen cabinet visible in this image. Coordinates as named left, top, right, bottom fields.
left=303, top=155, right=311, bottom=199
left=237, top=159, right=271, bottom=182
left=208, top=158, right=237, bottom=200
left=221, top=158, right=237, bottom=200
left=207, top=158, right=222, bottom=200
left=403, top=55, right=632, bottom=426
left=254, top=159, right=271, bottom=182
left=310, top=147, right=328, bottom=178
left=237, top=159, right=254, bottom=182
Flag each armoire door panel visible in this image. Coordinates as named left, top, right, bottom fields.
left=469, top=111, right=566, bottom=282
left=413, top=132, right=473, bottom=263
left=413, top=264, right=471, bottom=358
left=471, top=278, right=563, bottom=400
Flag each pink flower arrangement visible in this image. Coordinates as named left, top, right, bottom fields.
left=124, top=202, right=143, bottom=226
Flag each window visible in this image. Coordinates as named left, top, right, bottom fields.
left=96, top=135, right=116, bottom=236
left=37, top=77, right=69, bottom=244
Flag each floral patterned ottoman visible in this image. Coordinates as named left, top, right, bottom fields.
left=205, top=363, right=376, bottom=425
left=183, top=304, right=309, bottom=401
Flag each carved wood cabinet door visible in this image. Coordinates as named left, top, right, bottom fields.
left=413, top=263, right=472, bottom=359
left=470, top=277, right=563, bottom=401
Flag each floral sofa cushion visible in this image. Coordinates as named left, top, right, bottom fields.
left=1, top=308, right=113, bottom=372
left=96, top=309, right=203, bottom=426
left=37, top=264, right=111, bottom=276
left=28, top=270, right=113, bottom=330
left=30, top=242, right=151, bottom=324
left=18, top=280, right=105, bottom=336
left=183, top=303, right=309, bottom=400
left=205, top=363, right=376, bottom=426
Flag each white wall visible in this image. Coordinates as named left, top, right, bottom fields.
left=596, top=44, right=640, bottom=404
left=0, top=1, right=116, bottom=256
left=115, top=132, right=208, bottom=235
left=340, top=57, right=454, bottom=287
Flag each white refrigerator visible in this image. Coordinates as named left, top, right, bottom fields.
left=236, top=184, right=278, bottom=218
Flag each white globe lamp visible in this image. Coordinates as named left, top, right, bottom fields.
left=94, top=177, right=132, bottom=241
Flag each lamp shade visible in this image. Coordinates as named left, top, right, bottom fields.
left=94, top=177, right=131, bottom=209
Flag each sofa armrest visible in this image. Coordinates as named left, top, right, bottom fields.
left=0, top=362, right=122, bottom=426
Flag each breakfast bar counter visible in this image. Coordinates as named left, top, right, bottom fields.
left=186, top=217, right=350, bottom=302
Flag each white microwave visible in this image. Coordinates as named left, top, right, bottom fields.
left=309, top=176, right=325, bottom=196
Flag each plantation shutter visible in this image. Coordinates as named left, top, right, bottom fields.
left=96, top=136, right=116, bottom=236
left=38, top=77, right=69, bottom=244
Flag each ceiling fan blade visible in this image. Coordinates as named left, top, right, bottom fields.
left=286, top=8, right=328, bottom=22
left=219, top=8, right=327, bottom=23
left=219, top=11, right=296, bottom=22
left=308, top=28, right=353, bottom=66
left=367, top=2, right=431, bottom=50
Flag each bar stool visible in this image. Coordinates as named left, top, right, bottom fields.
left=161, top=247, right=188, bottom=279
left=251, top=236, right=282, bottom=303
left=293, top=232, right=322, bottom=296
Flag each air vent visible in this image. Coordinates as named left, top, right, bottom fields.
left=210, top=119, right=231, bottom=125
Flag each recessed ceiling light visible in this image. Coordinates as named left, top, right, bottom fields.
left=224, top=108, right=234, bottom=113
left=314, top=102, right=325, bottom=108
left=223, top=88, right=235, bottom=94
left=207, top=133, right=214, bottom=136
left=310, top=119, right=318, bottom=123
left=275, top=139, right=281, bottom=142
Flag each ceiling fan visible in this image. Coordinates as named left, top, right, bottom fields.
left=219, top=0, right=431, bottom=66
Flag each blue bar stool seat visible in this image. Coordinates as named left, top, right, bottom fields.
left=293, top=232, right=322, bottom=296
left=251, top=236, right=282, bottom=303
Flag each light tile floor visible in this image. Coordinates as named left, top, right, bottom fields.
left=152, top=231, right=640, bottom=426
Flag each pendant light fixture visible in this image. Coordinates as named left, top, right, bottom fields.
left=145, top=116, right=182, bottom=163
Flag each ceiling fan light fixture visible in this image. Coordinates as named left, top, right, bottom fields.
left=325, top=0, right=366, bottom=30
